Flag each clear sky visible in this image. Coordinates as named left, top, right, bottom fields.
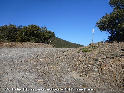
left=0, top=0, right=113, bottom=46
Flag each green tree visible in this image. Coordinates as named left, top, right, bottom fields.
left=42, top=30, right=55, bottom=44
left=109, top=0, right=124, bottom=9
left=16, top=25, right=43, bottom=42
left=0, top=24, right=55, bottom=44
left=96, top=0, right=124, bottom=42
left=26, top=25, right=42, bottom=42
left=0, top=24, right=17, bottom=42
left=16, top=26, right=28, bottom=42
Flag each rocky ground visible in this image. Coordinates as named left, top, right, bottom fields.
left=0, top=42, right=53, bottom=48
left=0, top=42, right=124, bottom=93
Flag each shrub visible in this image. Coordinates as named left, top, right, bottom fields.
left=82, top=48, right=91, bottom=52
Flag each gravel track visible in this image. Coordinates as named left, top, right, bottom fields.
left=0, top=46, right=124, bottom=93
left=0, top=48, right=79, bottom=93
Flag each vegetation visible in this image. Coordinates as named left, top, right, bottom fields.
left=82, top=48, right=91, bottom=52
left=96, top=0, right=124, bottom=42
left=81, top=44, right=98, bottom=52
left=0, top=24, right=83, bottom=48
left=50, top=37, right=83, bottom=48
left=0, top=24, right=55, bottom=43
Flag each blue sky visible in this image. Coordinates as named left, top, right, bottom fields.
left=0, top=0, right=113, bottom=46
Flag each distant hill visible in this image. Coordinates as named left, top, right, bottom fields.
left=51, top=37, right=83, bottom=48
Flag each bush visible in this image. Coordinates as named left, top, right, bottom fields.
left=0, top=24, right=55, bottom=44
left=82, top=48, right=91, bottom=52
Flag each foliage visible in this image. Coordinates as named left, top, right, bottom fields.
left=50, top=37, right=83, bottom=48
left=96, top=0, right=124, bottom=42
left=82, top=48, right=91, bottom=52
left=0, top=24, right=17, bottom=42
left=81, top=44, right=98, bottom=53
left=0, top=24, right=55, bottom=43
left=109, top=0, right=124, bottom=9
left=0, top=24, right=83, bottom=48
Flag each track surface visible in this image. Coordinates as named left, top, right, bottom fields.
left=0, top=47, right=123, bottom=93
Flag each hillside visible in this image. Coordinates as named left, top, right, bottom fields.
left=0, top=42, right=124, bottom=93
left=51, top=37, right=83, bottom=48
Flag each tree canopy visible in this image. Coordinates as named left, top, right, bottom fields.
left=109, top=0, right=124, bottom=9
left=0, top=24, right=55, bottom=43
left=96, top=0, right=124, bottom=42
